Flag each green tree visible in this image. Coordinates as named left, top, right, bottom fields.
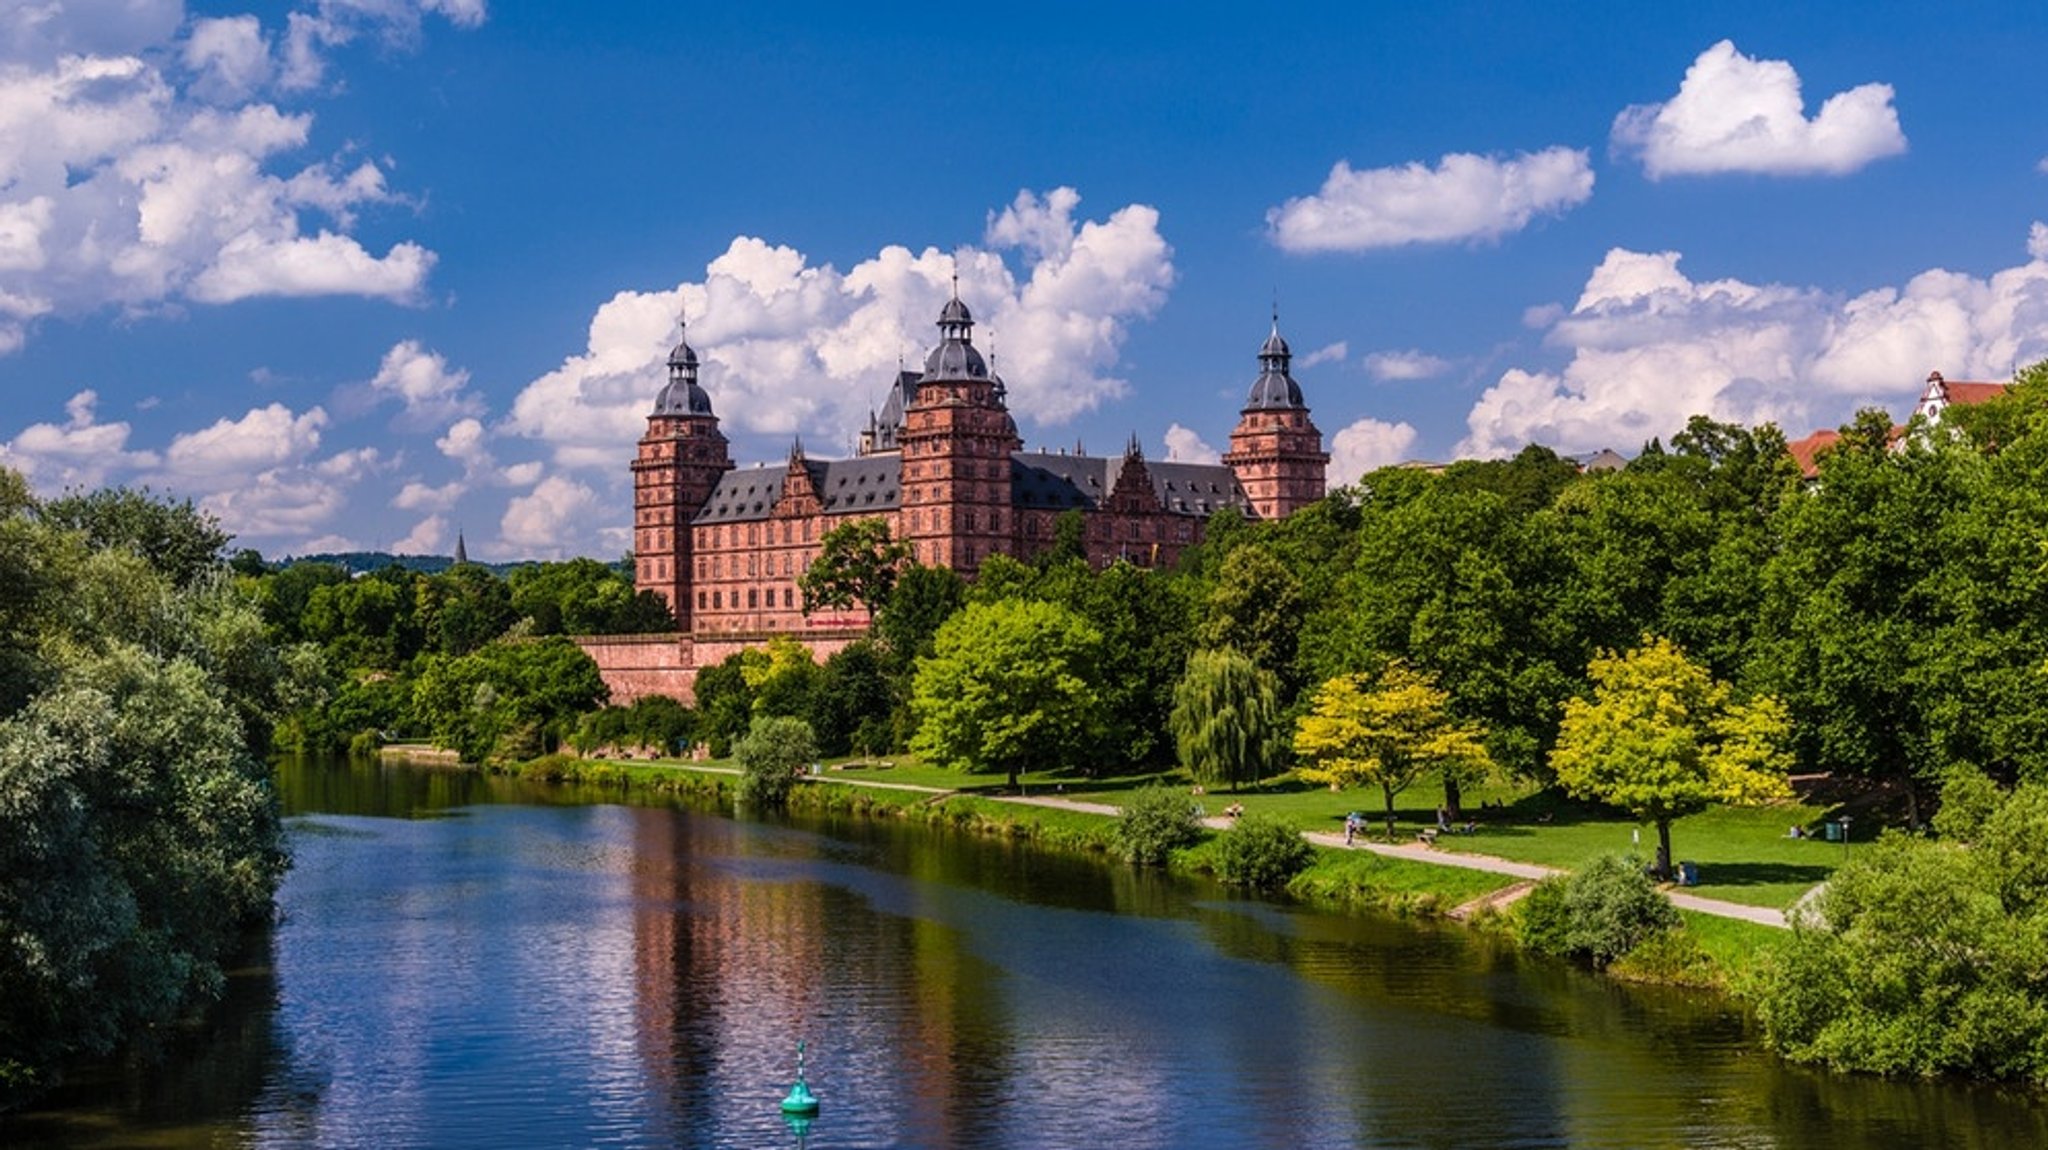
left=812, top=640, right=893, bottom=756
left=801, top=517, right=910, bottom=616
left=1292, top=662, right=1493, bottom=839
left=1170, top=648, right=1285, bottom=791
left=1752, top=780, right=2048, bottom=1082
left=733, top=715, right=818, bottom=808
left=507, top=557, right=672, bottom=635
left=910, top=599, right=1108, bottom=788
left=875, top=562, right=966, bottom=665
left=1199, top=545, right=1304, bottom=690
left=40, top=485, right=231, bottom=588
left=1551, top=636, right=1793, bottom=879
left=1757, top=411, right=1988, bottom=824
left=1337, top=475, right=1571, bottom=783
left=0, top=478, right=291, bottom=1104
left=691, top=651, right=761, bottom=757
left=411, top=637, right=608, bottom=763
left=415, top=563, right=516, bottom=656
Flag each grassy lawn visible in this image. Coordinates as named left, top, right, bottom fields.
left=588, top=753, right=1843, bottom=912
left=1081, top=770, right=1844, bottom=911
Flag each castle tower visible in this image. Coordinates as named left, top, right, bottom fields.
left=632, top=323, right=732, bottom=628
left=898, top=288, right=1021, bottom=575
left=1224, top=317, right=1327, bottom=520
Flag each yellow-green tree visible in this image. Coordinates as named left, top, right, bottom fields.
left=1293, top=662, right=1492, bottom=839
left=1552, top=635, right=1793, bottom=879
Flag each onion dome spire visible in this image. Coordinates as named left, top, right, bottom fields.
left=652, top=315, right=715, bottom=416
left=923, top=277, right=989, bottom=381
left=1244, top=310, right=1306, bottom=411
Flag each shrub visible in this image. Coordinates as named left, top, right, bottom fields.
left=1114, top=784, right=1204, bottom=865
left=1213, top=814, right=1314, bottom=891
left=1515, top=876, right=1574, bottom=956
left=733, top=716, right=817, bottom=809
left=1518, top=853, right=1680, bottom=968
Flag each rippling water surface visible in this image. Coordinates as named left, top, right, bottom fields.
left=5, top=759, right=2043, bottom=1148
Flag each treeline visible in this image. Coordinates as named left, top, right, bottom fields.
left=247, top=555, right=672, bottom=762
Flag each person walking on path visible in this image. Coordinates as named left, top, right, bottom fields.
left=1344, top=811, right=1360, bottom=846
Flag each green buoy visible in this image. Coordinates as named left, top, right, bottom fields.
left=780, top=1040, right=820, bottom=1117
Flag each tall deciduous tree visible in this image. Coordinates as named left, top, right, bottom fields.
left=1292, top=662, right=1493, bottom=838
left=1199, top=545, right=1304, bottom=691
left=910, top=599, right=1107, bottom=788
left=39, top=485, right=231, bottom=588
left=1552, top=635, right=1793, bottom=879
left=1170, top=648, right=1285, bottom=791
left=1757, top=411, right=1978, bottom=826
left=801, top=517, right=910, bottom=617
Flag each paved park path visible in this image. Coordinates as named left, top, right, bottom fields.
left=806, top=777, right=1790, bottom=929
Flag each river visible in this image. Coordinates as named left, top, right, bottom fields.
left=3, top=758, right=2042, bottom=1148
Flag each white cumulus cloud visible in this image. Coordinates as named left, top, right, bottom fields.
left=391, top=513, right=447, bottom=554
left=0, top=389, right=160, bottom=491
left=1458, top=232, right=2048, bottom=458
left=0, top=1, right=474, bottom=352
left=1330, top=418, right=1420, bottom=487
left=503, top=187, right=1176, bottom=476
left=1363, top=349, right=1450, bottom=380
left=1162, top=423, right=1220, bottom=464
left=500, top=473, right=604, bottom=560
left=1299, top=341, right=1348, bottom=369
left=1267, top=147, right=1593, bottom=253
left=367, top=338, right=481, bottom=428
left=161, top=402, right=328, bottom=481
left=1612, top=40, right=1907, bottom=179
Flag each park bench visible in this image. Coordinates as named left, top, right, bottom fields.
left=1417, top=827, right=1439, bottom=846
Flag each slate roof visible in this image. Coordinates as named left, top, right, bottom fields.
left=693, top=451, right=1252, bottom=524
left=694, top=456, right=903, bottom=524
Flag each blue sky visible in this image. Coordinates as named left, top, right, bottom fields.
left=5, top=0, right=2048, bottom=560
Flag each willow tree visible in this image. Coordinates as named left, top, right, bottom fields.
left=1552, top=635, right=1793, bottom=879
left=1293, top=662, right=1492, bottom=839
left=1170, top=648, right=1284, bottom=792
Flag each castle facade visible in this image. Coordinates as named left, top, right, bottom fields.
left=598, top=294, right=1326, bottom=700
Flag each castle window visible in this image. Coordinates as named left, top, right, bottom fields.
left=748, top=589, right=758, bottom=609
left=783, top=587, right=793, bottom=608
left=698, top=591, right=706, bottom=609
left=713, top=591, right=723, bottom=609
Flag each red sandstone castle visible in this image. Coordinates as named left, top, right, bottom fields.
left=602, top=293, right=1325, bottom=697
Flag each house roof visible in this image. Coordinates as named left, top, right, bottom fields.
left=1941, top=380, right=2009, bottom=406
left=1786, top=429, right=1841, bottom=480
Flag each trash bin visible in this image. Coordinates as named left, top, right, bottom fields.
left=1823, top=821, right=1842, bottom=842
left=1678, top=861, right=1699, bottom=887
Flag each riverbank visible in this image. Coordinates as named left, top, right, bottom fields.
left=482, top=752, right=1790, bottom=990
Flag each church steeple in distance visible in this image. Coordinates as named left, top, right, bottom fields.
left=454, top=529, right=468, bottom=565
